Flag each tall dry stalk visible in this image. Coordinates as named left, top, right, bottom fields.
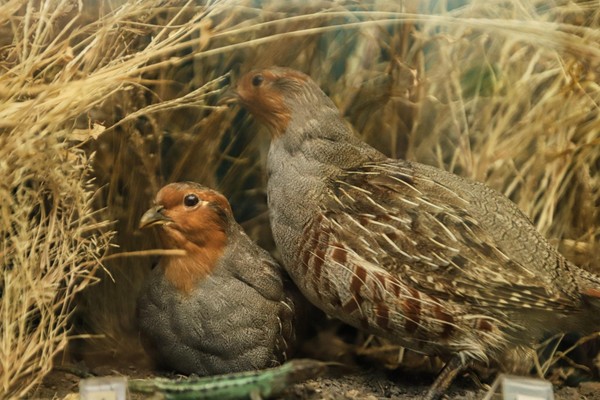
left=0, top=0, right=227, bottom=395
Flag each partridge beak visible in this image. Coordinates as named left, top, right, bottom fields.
left=139, top=206, right=172, bottom=229
left=218, top=86, right=239, bottom=106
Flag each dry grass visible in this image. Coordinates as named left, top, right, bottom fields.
left=1, top=0, right=599, bottom=396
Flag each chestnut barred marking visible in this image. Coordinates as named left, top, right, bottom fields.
left=434, top=305, right=455, bottom=338
left=370, top=273, right=391, bottom=330
left=340, top=265, right=368, bottom=315
left=331, top=244, right=348, bottom=264
left=477, top=319, right=493, bottom=332
left=351, top=265, right=368, bottom=294
left=403, top=288, right=422, bottom=334
left=389, top=277, right=402, bottom=297
left=312, top=245, right=326, bottom=277
left=375, top=303, right=390, bottom=330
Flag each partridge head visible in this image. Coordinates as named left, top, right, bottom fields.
left=137, top=182, right=297, bottom=376
left=230, top=67, right=600, bottom=398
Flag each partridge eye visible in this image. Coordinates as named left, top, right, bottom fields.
left=183, top=194, right=199, bottom=207
left=251, top=74, right=264, bottom=87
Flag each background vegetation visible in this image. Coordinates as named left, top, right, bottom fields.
left=1, top=0, right=598, bottom=396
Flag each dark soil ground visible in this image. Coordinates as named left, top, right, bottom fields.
left=30, top=322, right=600, bottom=399
left=33, top=361, right=600, bottom=400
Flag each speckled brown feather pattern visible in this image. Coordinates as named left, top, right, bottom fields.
left=231, top=66, right=600, bottom=398
left=298, top=160, right=585, bottom=354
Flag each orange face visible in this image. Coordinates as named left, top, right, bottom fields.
left=140, top=182, right=232, bottom=250
left=140, top=182, right=233, bottom=293
left=234, top=67, right=309, bottom=136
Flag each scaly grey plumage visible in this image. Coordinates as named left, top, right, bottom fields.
left=229, top=66, right=600, bottom=399
left=137, top=182, right=297, bottom=376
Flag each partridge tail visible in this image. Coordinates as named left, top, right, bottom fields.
left=575, top=267, right=600, bottom=331
left=572, top=263, right=600, bottom=300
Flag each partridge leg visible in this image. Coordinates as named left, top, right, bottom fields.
left=424, top=355, right=471, bottom=400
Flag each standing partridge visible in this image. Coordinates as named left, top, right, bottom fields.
left=137, top=182, right=298, bottom=376
left=228, top=66, right=600, bottom=398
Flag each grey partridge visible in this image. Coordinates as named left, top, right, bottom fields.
left=228, top=66, right=600, bottom=399
left=137, top=182, right=297, bottom=376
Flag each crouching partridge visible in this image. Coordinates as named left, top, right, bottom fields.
left=137, top=182, right=298, bottom=376
left=228, top=66, right=600, bottom=399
